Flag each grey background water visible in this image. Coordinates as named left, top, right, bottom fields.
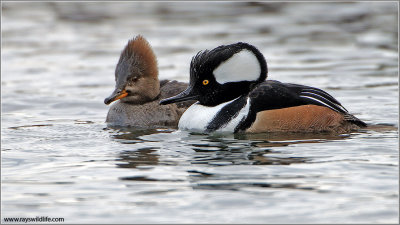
left=1, top=2, right=398, bottom=223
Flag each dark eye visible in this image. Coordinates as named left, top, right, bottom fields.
left=202, top=80, right=209, bottom=85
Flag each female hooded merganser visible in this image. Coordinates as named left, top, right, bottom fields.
left=160, top=42, right=367, bottom=133
left=104, top=35, right=193, bottom=127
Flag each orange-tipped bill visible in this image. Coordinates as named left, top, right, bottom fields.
left=104, top=89, right=128, bottom=105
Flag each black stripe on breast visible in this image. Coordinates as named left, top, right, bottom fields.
left=205, top=95, right=248, bottom=132
left=234, top=98, right=257, bottom=133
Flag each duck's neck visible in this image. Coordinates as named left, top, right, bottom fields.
left=200, top=82, right=254, bottom=107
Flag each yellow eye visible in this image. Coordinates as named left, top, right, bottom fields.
left=202, top=80, right=209, bottom=85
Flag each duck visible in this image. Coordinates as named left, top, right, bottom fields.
left=104, top=35, right=194, bottom=127
left=160, top=42, right=367, bottom=133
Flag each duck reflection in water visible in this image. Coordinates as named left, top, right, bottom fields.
left=111, top=128, right=360, bottom=192
left=112, top=128, right=354, bottom=167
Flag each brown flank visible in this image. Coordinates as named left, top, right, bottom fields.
left=246, top=105, right=360, bottom=133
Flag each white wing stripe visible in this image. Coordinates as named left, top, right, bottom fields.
left=299, top=95, right=339, bottom=112
left=300, top=91, right=347, bottom=112
left=302, top=88, right=336, bottom=100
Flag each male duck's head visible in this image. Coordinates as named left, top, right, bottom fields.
left=160, top=42, right=267, bottom=106
left=104, top=35, right=160, bottom=105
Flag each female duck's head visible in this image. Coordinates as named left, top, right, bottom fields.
left=105, top=35, right=160, bottom=105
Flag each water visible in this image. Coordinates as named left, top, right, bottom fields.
left=1, top=2, right=398, bottom=223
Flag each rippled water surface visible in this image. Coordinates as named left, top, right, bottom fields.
left=2, top=2, right=399, bottom=223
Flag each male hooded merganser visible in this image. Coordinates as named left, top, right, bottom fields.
left=104, top=35, right=193, bottom=127
left=160, top=42, right=367, bottom=133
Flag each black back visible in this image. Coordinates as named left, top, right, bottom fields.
left=234, top=80, right=367, bottom=132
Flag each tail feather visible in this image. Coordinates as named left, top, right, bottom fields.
left=344, top=114, right=367, bottom=127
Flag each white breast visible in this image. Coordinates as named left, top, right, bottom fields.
left=178, top=98, right=250, bottom=133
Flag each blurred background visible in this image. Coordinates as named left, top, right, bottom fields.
left=1, top=2, right=398, bottom=224
left=2, top=2, right=398, bottom=123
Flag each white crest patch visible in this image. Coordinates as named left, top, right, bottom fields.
left=213, top=49, right=261, bottom=84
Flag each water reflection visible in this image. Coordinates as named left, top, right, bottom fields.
left=110, top=128, right=360, bottom=193
left=237, top=132, right=353, bottom=148
left=111, top=128, right=358, bottom=167
left=190, top=179, right=315, bottom=192
left=116, top=147, right=159, bottom=169
left=107, top=126, right=175, bottom=143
